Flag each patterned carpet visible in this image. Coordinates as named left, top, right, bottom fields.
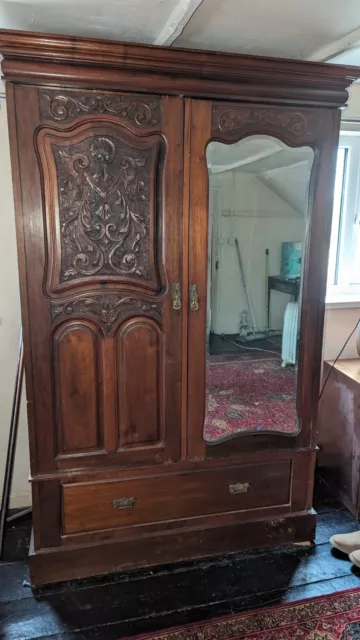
left=125, top=588, right=360, bottom=639
left=204, top=355, right=297, bottom=441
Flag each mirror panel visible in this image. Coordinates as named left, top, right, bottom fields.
left=204, top=135, right=314, bottom=442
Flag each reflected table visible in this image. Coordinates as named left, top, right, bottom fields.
left=267, top=275, right=300, bottom=329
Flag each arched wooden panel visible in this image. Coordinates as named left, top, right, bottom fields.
left=116, top=318, right=164, bottom=449
left=53, top=322, right=103, bottom=455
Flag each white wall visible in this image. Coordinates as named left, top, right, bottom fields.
left=323, top=307, right=359, bottom=361
left=209, top=169, right=306, bottom=335
left=343, top=83, right=360, bottom=122
left=0, top=96, right=31, bottom=508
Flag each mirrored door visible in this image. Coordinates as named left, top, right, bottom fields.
left=204, top=136, right=314, bottom=441
left=186, top=99, right=335, bottom=458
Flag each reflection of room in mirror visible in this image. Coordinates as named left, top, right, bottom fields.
left=205, top=135, right=314, bottom=442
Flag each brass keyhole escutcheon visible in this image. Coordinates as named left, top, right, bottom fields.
left=112, top=497, right=136, bottom=509
left=190, top=284, right=199, bottom=311
left=172, top=283, right=181, bottom=310
left=229, top=482, right=250, bottom=495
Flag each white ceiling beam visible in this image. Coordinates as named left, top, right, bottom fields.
left=154, top=0, right=205, bottom=46
left=307, top=26, right=360, bottom=62
left=209, top=148, right=283, bottom=175
left=210, top=153, right=309, bottom=176
left=261, top=159, right=310, bottom=173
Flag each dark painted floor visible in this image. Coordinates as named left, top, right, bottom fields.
left=1, top=475, right=360, bottom=640
left=208, top=333, right=282, bottom=356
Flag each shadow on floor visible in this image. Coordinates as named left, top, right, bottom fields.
left=1, top=475, right=359, bottom=640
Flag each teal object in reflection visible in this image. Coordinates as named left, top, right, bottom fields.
left=280, top=242, right=302, bottom=280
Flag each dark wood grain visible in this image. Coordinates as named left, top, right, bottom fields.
left=186, top=99, right=211, bottom=460
left=53, top=321, right=103, bottom=455
left=160, top=95, right=184, bottom=465
left=116, top=318, right=164, bottom=449
left=318, top=360, right=360, bottom=517
left=181, top=98, right=191, bottom=462
left=1, top=481, right=359, bottom=640
left=0, top=29, right=358, bottom=106
left=11, top=84, right=56, bottom=476
left=32, top=482, right=61, bottom=550
left=0, top=28, right=356, bottom=586
left=27, top=446, right=319, bottom=482
left=62, top=461, right=291, bottom=535
left=28, top=510, right=316, bottom=586
left=5, top=84, right=39, bottom=476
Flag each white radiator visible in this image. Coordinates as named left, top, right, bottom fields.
left=281, top=301, right=299, bottom=367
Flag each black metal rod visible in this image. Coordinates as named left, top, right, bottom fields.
left=0, top=330, right=25, bottom=559
left=6, top=506, right=32, bottom=524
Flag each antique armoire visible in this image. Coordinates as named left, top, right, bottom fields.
left=0, top=29, right=358, bottom=586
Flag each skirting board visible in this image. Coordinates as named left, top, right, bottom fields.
left=29, top=509, right=317, bottom=587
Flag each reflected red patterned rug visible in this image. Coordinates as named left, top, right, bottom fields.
left=125, top=588, right=360, bottom=639
left=204, top=356, right=297, bottom=441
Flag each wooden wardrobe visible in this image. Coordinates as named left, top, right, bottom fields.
left=0, top=29, right=358, bottom=586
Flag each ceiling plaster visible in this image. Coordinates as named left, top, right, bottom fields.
left=1, top=0, right=360, bottom=67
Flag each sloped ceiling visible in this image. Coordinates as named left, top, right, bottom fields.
left=176, top=0, right=360, bottom=59
left=0, top=0, right=180, bottom=43
left=1, top=0, right=360, bottom=64
left=208, top=136, right=314, bottom=217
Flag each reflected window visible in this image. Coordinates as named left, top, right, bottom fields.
left=327, top=133, right=360, bottom=301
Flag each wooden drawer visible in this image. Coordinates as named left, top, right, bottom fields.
left=62, top=461, right=291, bottom=535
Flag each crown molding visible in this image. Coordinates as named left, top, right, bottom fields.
left=0, top=29, right=359, bottom=106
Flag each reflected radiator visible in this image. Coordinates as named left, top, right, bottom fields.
left=282, top=301, right=299, bottom=367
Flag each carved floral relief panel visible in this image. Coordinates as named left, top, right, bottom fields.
left=54, top=135, right=153, bottom=283
left=39, top=89, right=161, bottom=128
left=211, top=104, right=315, bottom=140
left=51, top=293, right=163, bottom=336
left=37, top=123, right=164, bottom=294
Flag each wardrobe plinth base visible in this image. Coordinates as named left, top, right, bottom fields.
left=29, top=509, right=316, bottom=587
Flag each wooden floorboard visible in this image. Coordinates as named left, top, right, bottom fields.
left=315, top=509, right=359, bottom=543
left=1, top=476, right=360, bottom=640
left=34, top=573, right=360, bottom=640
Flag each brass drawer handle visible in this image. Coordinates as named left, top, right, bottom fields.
left=190, top=284, right=199, bottom=311
left=229, top=482, right=250, bottom=495
left=112, top=497, right=136, bottom=509
left=172, top=283, right=181, bottom=310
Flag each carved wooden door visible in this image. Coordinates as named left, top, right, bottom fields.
left=12, top=86, right=183, bottom=474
